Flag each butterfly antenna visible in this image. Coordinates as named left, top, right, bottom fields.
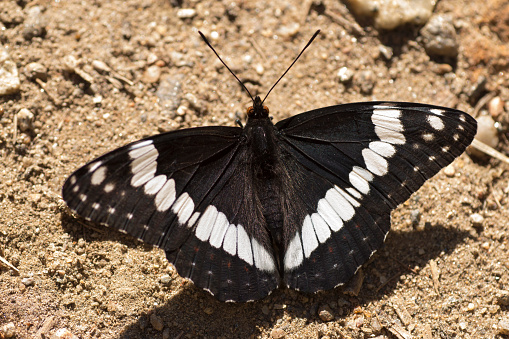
left=262, top=30, right=320, bottom=105
left=199, top=31, right=255, bottom=103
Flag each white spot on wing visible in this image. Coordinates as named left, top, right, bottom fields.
left=430, top=108, right=444, bottom=116
left=195, top=205, right=218, bottom=241
left=88, top=161, right=103, bottom=173
left=172, top=192, right=194, bottom=225
left=209, top=212, right=229, bottom=249
left=335, top=186, right=360, bottom=208
left=362, top=148, right=389, bottom=176
left=69, top=176, right=77, bottom=185
left=222, top=225, right=237, bottom=256
left=155, top=178, right=176, bottom=212
left=129, top=145, right=159, bottom=187
left=317, top=199, right=343, bottom=232
left=91, top=166, right=107, bottom=185
left=104, top=183, right=115, bottom=193
left=369, top=141, right=396, bottom=158
left=349, top=167, right=372, bottom=195
left=237, top=225, right=253, bottom=265
left=284, top=232, right=304, bottom=270
left=310, top=213, right=331, bottom=243
left=187, top=211, right=200, bottom=227
left=144, top=175, right=166, bottom=195
left=427, top=115, right=444, bottom=130
left=252, top=238, right=276, bottom=272
left=422, top=133, right=434, bottom=142
left=131, top=161, right=157, bottom=187
left=346, top=187, right=362, bottom=200
left=325, top=187, right=355, bottom=222
left=92, top=202, right=100, bottom=210
left=302, top=215, right=319, bottom=258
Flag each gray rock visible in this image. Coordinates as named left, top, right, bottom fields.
left=0, top=45, right=20, bottom=95
left=21, top=277, right=35, bottom=286
left=17, top=108, right=35, bottom=132
left=0, top=322, right=16, bottom=338
left=150, top=313, right=164, bottom=331
left=23, top=6, right=47, bottom=40
left=318, top=305, right=334, bottom=322
left=25, top=62, right=48, bottom=81
left=0, top=3, right=24, bottom=25
left=421, top=15, right=459, bottom=58
left=156, top=74, right=184, bottom=118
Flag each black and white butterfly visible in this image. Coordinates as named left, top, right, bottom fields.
left=62, top=31, right=477, bottom=302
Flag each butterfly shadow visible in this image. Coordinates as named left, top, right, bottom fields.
left=60, top=214, right=472, bottom=338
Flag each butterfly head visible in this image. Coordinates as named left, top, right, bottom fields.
left=247, top=96, right=269, bottom=119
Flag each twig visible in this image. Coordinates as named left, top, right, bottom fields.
left=472, top=92, right=496, bottom=118
left=324, top=9, right=365, bottom=36
left=249, top=38, right=268, bottom=63
left=35, top=78, right=61, bottom=106
left=471, top=138, right=509, bottom=164
left=429, top=259, right=440, bottom=295
left=0, top=254, right=19, bottom=273
left=34, top=315, right=55, bottom=339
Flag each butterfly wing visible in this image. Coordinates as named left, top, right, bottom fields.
left=62, top=126, right=280, bottom=302
left=275, top=102, right=477, bottom=292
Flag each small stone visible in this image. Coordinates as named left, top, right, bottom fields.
left=156, top=74, right=183, bottom=119
left=270, top=328, right=286, bottom=339
left=346, top=0, right=434, bottom=30
left=481, top=242, right=490, bottom=250
left=147, top=53, right=159, bottom=65
left=21, top=277, right=35, bottom=286
left=470, top=115, right=499, bottom=158
left=318, top=305, right=334, bottom=322
left=0, top=46, right=21, bottom=96
left=23, top=6, right=47, bottom=40
left=261, top=305, right=270, bottom=315
left=488, top=96, right=504, bottom=118
left=276, top=22, right=300, bottom=38
left=443, top=164, right=455, bottom=177
left=177, top=8, right=197, bottom=19
left=470, top=213, right=484, bottom=227
left=410, top=209, right=421, bottom=226
left=150, top=313, right=164, bottom=331
left=0, top=3, right=24, bottom=25
left=17, top=108, right=35, bottom=132
left=337, top=67, right=353, bottom=83
left=162, top=327, right=171, bottom=339
left=467, top=302, right=475, bottom=311
left=160, top=274, right=172, bottom=284
left=498, top=318, right=509, bottom=335
left=50, top=328, right=78, bottom=339
left=143, top=65, right=161, bottom=83
left=459, top=322, right=467, bottom=330
left=420, top=14, right=459, bottom=58
left=25, top=62, right=48, bottom=81
left=255, top=64, right=264, bottom=75
left=496, top=290, right=509, bottom=306
left=92, top=60, right=112, bottom=73
left=203, top=307, right=213, bottom=315
left=0, top=322, right=16, bottom=338
left=354, top=69, right=376, bottom=94
left=378, top=45, right=393, bottom=60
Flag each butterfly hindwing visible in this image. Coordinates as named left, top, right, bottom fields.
left=63, top=126, right=281, bottom=302
left=276, top=102, right=477, bottom=292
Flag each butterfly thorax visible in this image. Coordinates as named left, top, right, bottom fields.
left=243, top=111, right=286, bottom=273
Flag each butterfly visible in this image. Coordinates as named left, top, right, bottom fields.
left=62, top=31, right=477, bottom=302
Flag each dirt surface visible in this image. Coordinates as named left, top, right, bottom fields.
left=1, top=0, right=509, bottom=338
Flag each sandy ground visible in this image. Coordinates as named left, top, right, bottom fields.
left=1, top=0, right=509, bottom=338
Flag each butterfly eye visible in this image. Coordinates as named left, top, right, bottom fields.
left=263, top=105, right=269, bottom=114
left=247, top=106, right=254, bottom=116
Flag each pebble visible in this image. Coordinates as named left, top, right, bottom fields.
left=160, top=274, right=172, bottom=284
left=499, top=318, right=509, bottom=335
left=458, top=321, right=468, bottom=330
left=318, top=305, right=334, bottom=322
left=443, top=164, right=456, bottom=177
left=21, top=277, right=35, bottom=286
left=261, top=305, right=270, bottom=315
left=25, top=62, right=48, bottom=81
left=0, top=322, right=16, bottom=338
left=162, top=327, right=171, bottom=339
left=337, top=67, right=353, bottom=83
left=420, top=14, right=459, bottom=58
left=276, top=22, right=300, bottom=38
left=0, top=3, right=24, bottom=25
left=156, top=75, right=183, bottom=119
left=354, top=69, right=376, bottom=94
left=177, top=8, right=197, bottom=19
left=23, top=6, right=47, bottom=40
left=143, top=65, right=161, bottom=83
left=270, top=328, right=286, bottom=339
left=346, top=0, right=434, bottom=30
left=150, top=313, right=164, bottom=331
left=496, top=290, right=509, bottom=306
left=50, top=328, right=78, bottom=339
left=92, top=60, right=112, bottom=73
left=17, top=108, right=35, bottom=132
left=470, top=213, right=484, bottom=227
left=0, top=45, right=21, bottom=96
left=488, top=96, right=504, bottom=118
left=203, top=307, right=213, bottom=315
left=473, top=115, right=499, bottom=155
left=467, top=302, right=475, bottom=311
left=410, top=209, right=421, bottom=226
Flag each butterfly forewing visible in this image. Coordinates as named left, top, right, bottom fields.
left=276, top=102, right=476, bottom=292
